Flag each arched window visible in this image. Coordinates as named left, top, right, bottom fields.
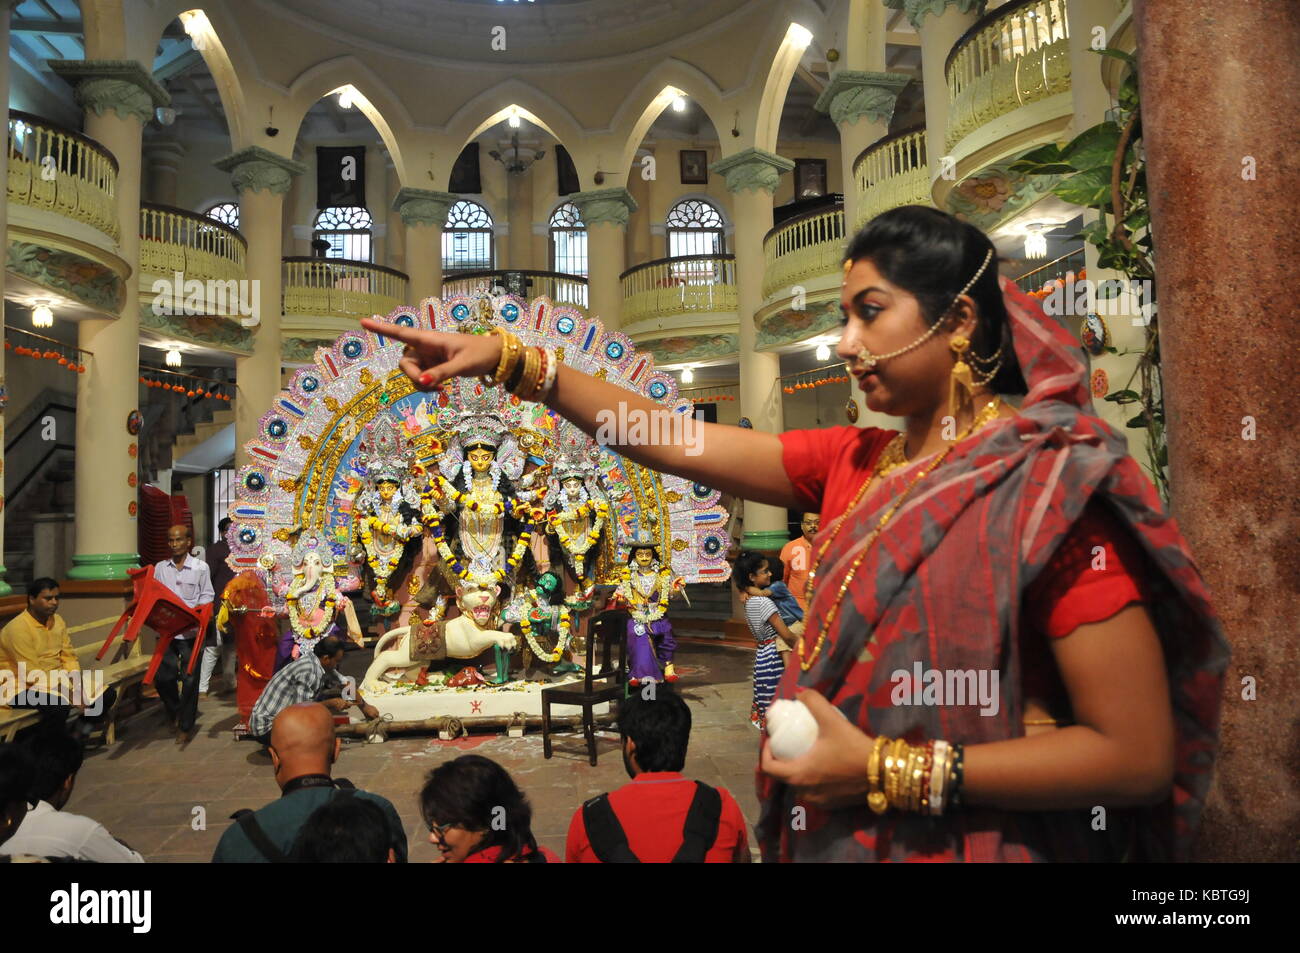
left=442, top=200, right=494, bottom=272
left=666, top=198, right=725, bottom=258
left=314, top=206, right=373, bottom=261
left=205, top=202, right=240, bottom=230
left=548, top=202, right=587, bottom=276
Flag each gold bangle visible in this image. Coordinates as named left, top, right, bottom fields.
left=902, top=744, right=922, bottom=812
left=867, top=736, right=889, bottom=815
left=500, top=336, right=523, bottom=386
left=481, top=327, right=510, bottom=385
left=885, top=738, right=908, bottom=809
left=524, top=347, right=548, bottom=401
left=512, top=346, right=540, bottom=399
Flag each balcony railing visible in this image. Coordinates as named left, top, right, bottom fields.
left=282, top=257, right=409, bottom=319
left=140, top=203, right=246, bottom=285
left=762, top=202, right=845, bottom=300
left=620, top=255, right=737, bottom=324
left=945, top=0, right=1071, bottom=152
left=1014, top=247, right=1086, bottom=295
left=442, top=269, right=588, bottom=309
left=853, top=126, right=930, bottom=230
left=7, top=110, right=118, bottom=241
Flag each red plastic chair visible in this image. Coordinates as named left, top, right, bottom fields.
left=97, top=566, right=214, bottom=684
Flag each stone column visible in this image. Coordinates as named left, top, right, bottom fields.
left=1134, top=0, right=1300, bottom=862
left=0, top=2, right=15, bottom=593
left=142, top=138, right=186, bottom=207
left=815, top=67, right=910, bottom=433
left=1066, top=0, right=1143, bottom=458
left=711, top=149, right=794, bottom=552
left=570, top=188, right=637, bottom=328
left=506, top=167, right=534, bottom=269
left=214, top=147, right=306, bottom=470
left=891, top=0, right=982, bottom=187
left=392, top=187, right=455, bottom=304
left=50, top=61, right=169, bottom=579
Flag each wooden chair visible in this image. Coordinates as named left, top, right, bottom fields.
left=96, top=565, right=213, bottom=684
left=541, top=609, right=627, bottom=766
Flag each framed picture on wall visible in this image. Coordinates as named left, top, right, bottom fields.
left=680, top=149, right=709, bottom=185
left=794, top=158, right=828, bottom=198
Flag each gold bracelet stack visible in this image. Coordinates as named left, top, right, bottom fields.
left=479, top=327, right=558, bottom=402
left=866, top=736, right=964, bottom=816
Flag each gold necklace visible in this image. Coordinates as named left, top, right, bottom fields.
left=797, top=397, right=1004, bottom=672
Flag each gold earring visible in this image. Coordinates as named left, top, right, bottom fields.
left=948, top=335, right=975, bottom=423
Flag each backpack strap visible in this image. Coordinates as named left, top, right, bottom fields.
left=671, top=782, right=722, bottom=863
left=236, top=812, right=289, bottom=863
left=581, top=794, right=640, bottom=863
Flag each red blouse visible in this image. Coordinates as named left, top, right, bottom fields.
left=779, top=427, right=1150, bottom=703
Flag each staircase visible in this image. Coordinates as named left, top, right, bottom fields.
left=172, top=407, right=235, bottom=471
left=4, top=389, right=77, bottom=591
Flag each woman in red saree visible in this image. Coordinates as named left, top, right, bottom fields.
left=364, top=205, right=1228, bottom=862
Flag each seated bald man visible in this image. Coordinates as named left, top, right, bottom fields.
left=212, top=703, right=407, bottom=863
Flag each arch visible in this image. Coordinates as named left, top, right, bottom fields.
left=754, top=20, right=818, bottom=154
left=442, top=79, right=585, bottom=175
left=314, top=205, right=374, bottom=261
left=280, top=56, right=415, bottom=183
left=205, top=201, right=240, bottom=229
left=547, top=201, right=587, bottom=275
left=166, top=6, right=255, bottom=151
left=607, top=60, right=731, bottom=178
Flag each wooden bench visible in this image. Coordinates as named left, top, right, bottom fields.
left=0, top=636, right=154, bottom=745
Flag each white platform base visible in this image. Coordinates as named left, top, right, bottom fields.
left=364, top=673, right=611, bottom=722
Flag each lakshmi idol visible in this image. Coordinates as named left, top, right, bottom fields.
left=365, top=204, right=1228, bottom=863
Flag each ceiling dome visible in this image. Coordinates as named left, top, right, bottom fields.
left=265, top=0, right=757, bottom=65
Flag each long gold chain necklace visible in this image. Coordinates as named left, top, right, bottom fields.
left=796, top=397, right=1004, bottom=672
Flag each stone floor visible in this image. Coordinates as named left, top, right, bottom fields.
left=63, top=640, right=761, bottom=863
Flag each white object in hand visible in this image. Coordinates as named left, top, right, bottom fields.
left=766, top=699, right=818, bottom=760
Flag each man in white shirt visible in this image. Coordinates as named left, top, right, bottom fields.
left=154, top=524, right=215, bottom=740
left=4, top=730, right=143, bottom=863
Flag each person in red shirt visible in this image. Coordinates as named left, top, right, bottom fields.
left=566, top=688, right=750, bottom=863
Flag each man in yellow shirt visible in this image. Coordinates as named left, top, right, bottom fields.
left=0, top=578, right=110, bottom=734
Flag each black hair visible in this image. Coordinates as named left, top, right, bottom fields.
left=218, top=517, right=233, bottom=534
left=767, top=554, right=785, bottom=580
left=27, top=578, right=58, bottom=599
left=733, top=550, right=769, bottom=591
left=418, top=755, right=541, bottom=863
left=313, top=635, right=347, bottom=660
left=617, top=688, right=691, bottom=772
left=22, top=730, right=84, bottom=804
left=626, top=545, right=659, bottom=564
left=0, top=743, right=35, bottom=811
left=844, top=205, right=1027, bottom=396
left=290, top=796, right=392, bottom=862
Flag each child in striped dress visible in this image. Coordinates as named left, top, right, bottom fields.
left=735, top=551, right=798, bottom=730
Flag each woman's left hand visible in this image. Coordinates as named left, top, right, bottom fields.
left=759, top=690, right=875, bottom=809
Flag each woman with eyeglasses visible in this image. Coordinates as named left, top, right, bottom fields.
left=419, top=755, right=558, bottom=863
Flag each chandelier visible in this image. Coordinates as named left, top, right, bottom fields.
left=489, top=132, right=545, bottom=175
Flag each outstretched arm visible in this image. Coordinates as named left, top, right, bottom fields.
left=360, top=319, right=802, bottom=510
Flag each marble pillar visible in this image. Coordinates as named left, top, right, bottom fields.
left=143, top=138, right=186, bottom=207
left=1134, top=0, right=1300, bottom=861
left=50, top=61, right=169, bottom=579
left=570, top=188, right=637, bottom=329
left=896, top=0, right=982, bottom=188
left=392, top=187, right=455, bottom=304
left=214, top=147, right=306, bottom=470
left=711, top=149, right=793, bottom=551
left=816, top=68, right=910, bottom=432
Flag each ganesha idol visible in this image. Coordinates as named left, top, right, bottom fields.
left=276, top=539, right=363, bottom=667
left=362, top=583, right=518, bottom=694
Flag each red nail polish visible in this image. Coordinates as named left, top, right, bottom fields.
left=419, top=372, right=434, bottom=386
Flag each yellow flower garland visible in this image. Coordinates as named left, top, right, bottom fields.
left=287, top=586, right=340, bottom=640
left=520, top=605, right=573, bottom=662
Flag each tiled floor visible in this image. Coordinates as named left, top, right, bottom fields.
left=64, top=640, right=761, bottom=862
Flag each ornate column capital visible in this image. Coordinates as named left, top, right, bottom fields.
left=881, top=0, right=985, bottom=31
left=710, top=148, right=795, bottom=194
left=392, top=187, right=456, bottom=227
left=48, top=60, right=170, bottom=124
left=569, top=187, right=638, bottom=227
left=815, top=70, right=913, bottom=127
left=214, top=146, right=307, bottom=196
left=143, top=138, right=187, bottom=169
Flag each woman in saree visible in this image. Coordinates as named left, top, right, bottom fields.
left=363, top=205, right=1229, bottom=862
